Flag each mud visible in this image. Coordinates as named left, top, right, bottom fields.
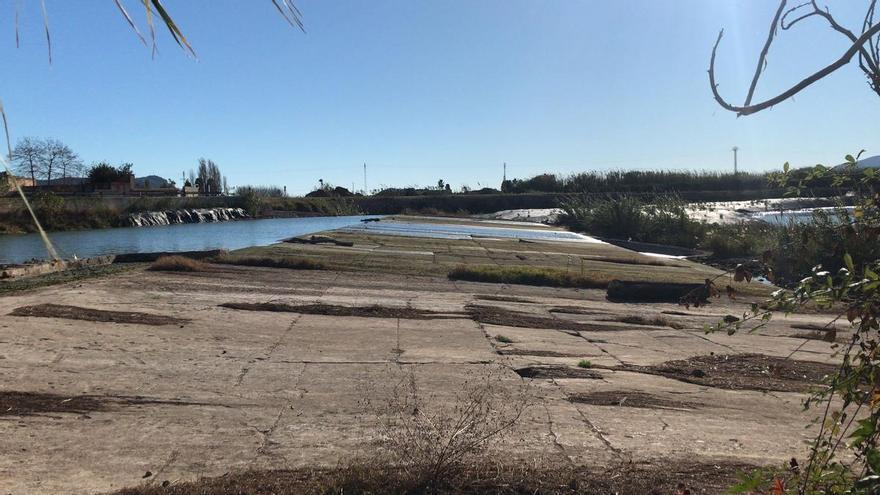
left=605, top=315, right=686, bottom=330
left=567, top=390, right=698, bottom=410
left=0, top=391, right=210, bottom=417
left=467, top=305, right=624, bottom=333
left=220, top=302, right=462, bottom=320
left=8, top=304, right=188, bottom=326
left=548, top=306, right=609, bottom=316
left=617, top=353, right=838, bottom=392
left=473, top=294, right=537, bottom=303
left=514, top=365, right=603, bottom=379
left=498, top=349, right=585, bottom=358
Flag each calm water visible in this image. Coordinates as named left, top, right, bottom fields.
left=343, top=221, right=603, bottom=243
left=0, top=216, right=378, bottom=264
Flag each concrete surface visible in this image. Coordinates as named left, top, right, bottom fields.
left=0, top=228, right=842, bottom=494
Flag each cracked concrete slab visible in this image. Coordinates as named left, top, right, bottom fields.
left=0, top=262, right=845, bottom=494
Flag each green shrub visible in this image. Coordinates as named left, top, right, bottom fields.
left=559, top=195, right=706, bottom=247
left=577, top=359, right=592, bottom=368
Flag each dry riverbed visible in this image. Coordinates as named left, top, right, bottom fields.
left=0, top=218, right=842, bottom=494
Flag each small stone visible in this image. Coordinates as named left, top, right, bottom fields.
left=143, top=471, right=152, bottom=478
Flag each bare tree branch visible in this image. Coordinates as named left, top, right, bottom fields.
left=709, top=1, right=880, bottom=116
left=709, top=21, right=880, bottom=116
left=744, top=0, right=790, bottom=107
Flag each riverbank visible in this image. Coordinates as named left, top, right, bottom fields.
left=0, top=187, right=843, bottom=235
left=0, top=216, right=841, bottom=494
left=0, top=195, right=358, bottom=234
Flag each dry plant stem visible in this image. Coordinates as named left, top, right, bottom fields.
left=0, top=101, right=60, bottom=261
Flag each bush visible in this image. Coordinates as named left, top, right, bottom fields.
left=448, top=265, right=611, bottom=289
left=148, top=256, right=209, bottom=272
left=559, top=195, right=706, bottom=247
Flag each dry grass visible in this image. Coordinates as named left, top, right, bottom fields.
left=448, top=265, right=611, bottom=289
left=111, top=460, right=758, bottom=494
left=212, top=254, right=325, bottom=270
left=148, top=256, right=209, bottom=272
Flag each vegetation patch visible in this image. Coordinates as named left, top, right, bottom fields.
left=467, top=304, right=625, bottom=333
left=9, top=304, right=188, bottom=326
left=0, top=264, right=136, bottom=296
left=212, top=254, right=326, bottom=270
left=448, top=265, right=611, bottom=289
left=148, top=256, right=210, bottom=272
left=617, top=353, right=838, bottom=393
left=567, top=390, right=698, bottom=410
left=220, top=302, right=460, bottom=320
left=514, top=365, right=603, bottom=379
left=112, top=460, right=756, bottom=495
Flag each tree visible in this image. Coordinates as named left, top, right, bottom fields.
left=41, top=138, right=69, bottom=186
left=88, top=162, right=133, bottom=183
left=55, top=144, right=82, bottom=180
left=196, top=158, right=223, bottom=194
left=709, top=0, right=880, bottom=116
left=10, top=137, right=43, bottom=184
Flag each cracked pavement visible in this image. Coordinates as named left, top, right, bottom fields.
left=0, top=257, right=842, bottom=494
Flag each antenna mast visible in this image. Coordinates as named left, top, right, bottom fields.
left=732, top=146, right=739, bottom=174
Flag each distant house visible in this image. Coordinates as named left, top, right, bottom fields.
left=0, top=172, right=35, bottom=194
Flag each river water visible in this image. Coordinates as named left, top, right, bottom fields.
left=0, top=216, right=378, bottom=264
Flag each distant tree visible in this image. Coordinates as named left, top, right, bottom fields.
left=87, top=162, right=133, bottom=183
left=10, top=137, right=43, bottom=184
left=196, top=158, right=223, bottom=194
left=88, top=163, right=119, bottom=183
left=437, top=179, right=445, bottom=191
left=444, top=183, right=452, bottom=193
left=56, top=144, right=82, bottom=180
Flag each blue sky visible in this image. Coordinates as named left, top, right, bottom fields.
left=1, top=1, right=877, bottom=194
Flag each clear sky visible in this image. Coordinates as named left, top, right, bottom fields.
left=1, top=1, right=877, bottom=195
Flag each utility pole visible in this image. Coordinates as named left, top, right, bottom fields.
left=503, top=162, right=507, bottom=182
left=363, top=163, right=367, bottom=194
left=732, top=146, right=739, bottom=174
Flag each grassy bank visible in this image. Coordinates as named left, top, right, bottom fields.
left=0, top=194, right=359, bottom=234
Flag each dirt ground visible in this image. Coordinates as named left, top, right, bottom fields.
left=0, top=223, right=846, bottom=494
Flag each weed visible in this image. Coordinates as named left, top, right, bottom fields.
left=495, top=335, right=514, bottom=344
left=359, top=369, right=530, bottom=492
left=577, top=359, right=592, bottom=368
